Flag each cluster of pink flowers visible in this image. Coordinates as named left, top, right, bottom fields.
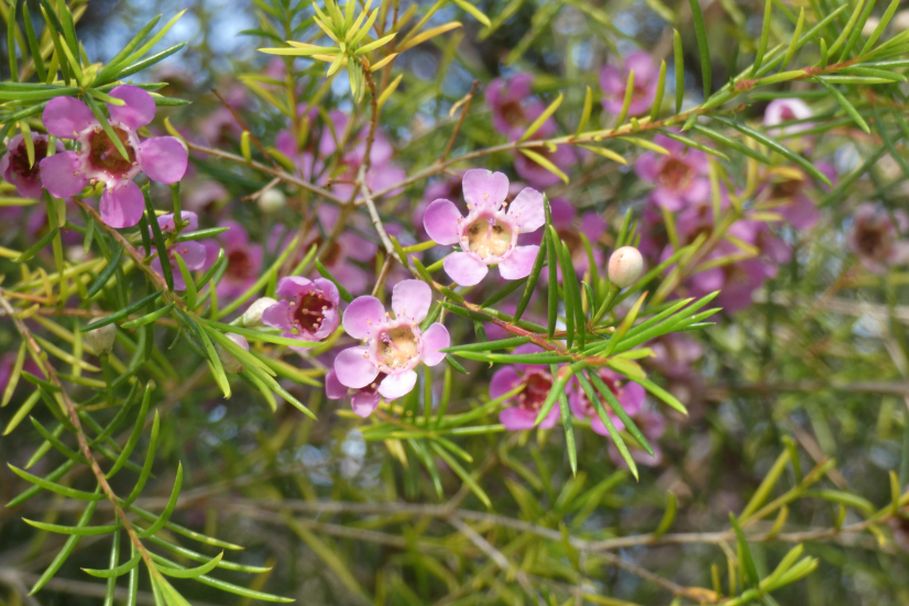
left=490, top=346, right=665, bottom=465
left=37, top=86, right=188, bottom=227
left=634, top=100, right=830, bottom=312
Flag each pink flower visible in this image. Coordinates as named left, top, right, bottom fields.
left=764, top=98, right=813, bottom=137
left=216, top=221, right=264, bottom=299
left=569, top=369, right=645, bottom=436
left=262, top=276, right=340, bottom=340
left=39, top=86, right=188, bottom=228
left=1, top=134, right=58, bottom=198
left=599, top=51, right=659, bottom=116
left=635, top=134, right=709, bottom=211
left=423, top=169, right=545, bottom=286
left=486, top=73, right=556, bottom=141
left=325, top=368, right=389, bottom=418
left=333, top=280, right=449, bottom=400
left=490, top=345, right=559, bottom=431
left=149, top=211, right=208, bottom=291
left=849, top=203, right=909, bottom=273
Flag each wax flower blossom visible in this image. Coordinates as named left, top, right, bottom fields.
left=324, top=368, right=389, bottom=418
left=1, top=134, right=57, bottom=199
left=599, top=51, right=659, bottom=116
left=486, top=73, right=556, bottom=141
left=635, top=134, right=709, bottom=211
left=214, top=221, right=264, bottom=300
left=569, top=369, right=645, bottom=436
left=490, top=344, right=559, bottom=431
left=333, top=280, right=449, bottom=400
left=262, top=276, right=340, bottom=341
left=423, top=169, right=545, bottom=286
left=764, top=98, right=813, bottom=136
left=150, top=212, right=208, bottom=291
left=39, top=86, right=188, bottom=228
left=849, top=203, right=909, bottom=273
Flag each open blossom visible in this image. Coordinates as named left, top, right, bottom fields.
left=849, top=203, right=909, bottom=273
left=423, top=169, right=545, bottom=286
left=486, top=73, right=556, bottom=141
left=599, top=51, right=659, bottom=116
left=1, top=134, right=58, bottom=198
left=569, top=369, right=645, bottom=436
left=333, top=280, right=449, bottom=400
left=262, top=277, right=340, bottom=340
left=491, top=345, right=559, bottom=431
left=150, top=211, right=207, bottom=291
left=39, top=86, right=188, bottom=228
left=635, top=134, right=709, bottom=211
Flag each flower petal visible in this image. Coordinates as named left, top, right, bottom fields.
left=391, top=279, right=431, bottom=323
left=499, top=407, right=537, bottom=431
left=39, top=151, right=87, bottom=197
left=462, top=169, right=509, bottom=209
left=42, top=96, right=95, bottom=138
left=324, top=369, right=347, bottom=400
left=261, top=301, right=292, bottom=331
left=313, top=277, right=340, bottom=306
left=420, top=323, right=449, bottom=367
left=333, top=346, right=379, bottom=389
left=377, top=370, right=417, bottom=399
left=99, top=180, right=144, bottom=228
left=342, top=296, right=386, bottom=339
left=423, top=198, right=462, bottom=245
left=172, top=240, right=207, bottom=270
left=489, top=366, right=520, bottom=400
left=443, top=252, right=488, bottom=286
left=351, top=391, right=380, bottom=417
left=498, top=245, right=539, bottom=280
left=506, top=187, right=545, bottom=232
left=275, top=276, right=313, bottom=299
left=138, top=136, right=188, bottom=184
left=108, top=85, right=156, bottom=129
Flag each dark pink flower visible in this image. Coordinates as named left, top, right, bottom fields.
left=216, top=221, right=264, bottom=299
left=490, top=345, right=559, bottom=431
left=599, top=51, right=659, bottom=116
left=39, top=86, right=188, bottom=228
left=486, top=73, right=555, bottom=141
left=333, top=280, right=449, bottom=400
left=635, top=135, right=709, bottom=211
left=849, top=203, right=909, bottom=273
left=150, top=211, right=208, bottom=291
left=1, top=134, right=58, bottom=198
left=423, top=169, right=545, bottom=286
left=569, top=369, right=645, bottom=436
left=262, top=276, right=340, bottom=340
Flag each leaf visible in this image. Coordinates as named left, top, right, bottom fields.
left=816, top=78, right=870, bottom=134
left=450, top=0, right=491, bottom=27
left=688, top=0, right=711, bottom=95
left=520, top=92, right=562, bottom=142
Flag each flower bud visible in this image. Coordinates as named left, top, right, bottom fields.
left=240, top=297, right=277, bottom=327
left=608, top=246, right=644, bottom=288
left=219, top=333, right=249, bottom=373
left=84, top=324, right=117, bottom=355
left=258, top=188, right=286, bottom=213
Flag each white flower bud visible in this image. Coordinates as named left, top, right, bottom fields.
left=862, top=16, right=880, bottom=37
left=240, top=297, right=277, bottom=327
left=84, top=324, right=117, bottom=355
left=258, top=188, right=286, bottom=213
left=608, top=246, right=644, bottom=288
left=219, top=333, right=249, bottom=373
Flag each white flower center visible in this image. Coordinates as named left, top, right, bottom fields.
left=462, top=212, right=515, bottom=261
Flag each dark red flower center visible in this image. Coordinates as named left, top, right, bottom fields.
left=227, top=249, right=255, bottom=280
left=9, top=138, right=48, bottom=181
left=87, top=128, right=136, bottom=176
left=658, top=157, right=693, bottom=190
left=292, top=290, right=333, bottom=334
left=517, top=370, right=552, bottom=412
left=500, top=99, right=526, bottom=127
